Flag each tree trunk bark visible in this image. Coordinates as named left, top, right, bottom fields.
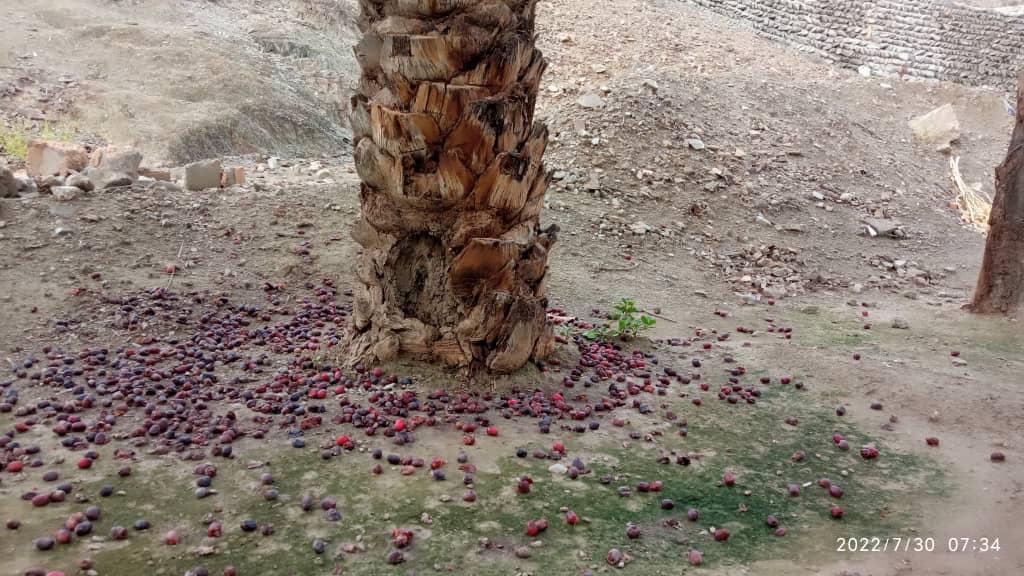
left=972, top=73, right=1024, bottom=315
left=344, top=0, right=556, bottom=373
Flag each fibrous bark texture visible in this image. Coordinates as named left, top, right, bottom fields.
left=345, top=0, right=556, bottom=373
left=972, top=73, right=1024, bottom=315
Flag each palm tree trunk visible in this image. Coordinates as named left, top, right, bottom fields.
left=972, top=73, right=1024, bottom=315
left=345, top=0, right=556, bottom=373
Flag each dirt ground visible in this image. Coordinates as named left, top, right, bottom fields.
left=2, top=0, right=1022, bottom=575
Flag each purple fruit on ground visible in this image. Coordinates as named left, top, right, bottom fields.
left=301, top=495, right=313, bottom=511
left=240, top=519, right=258, bottom=532
left=660, top=498, right=674, bottom=510
left=626, top=524, right=641, bottom=539
left=837, top=440, right=850, bottom=451
left=788, top=484, right=800, bottom=497
left=74, top=521, right=92, bottom=536
left=687, top=508, right=699, bottom=521
left=991, top=451, right=1006, bottom=462
left=111, top=526, right=128, bottom=540
left=766, top=515, right=779, bottom=527
left=55, top=528, right=72, bottom=544
left=6, top=520, right=19, bottom=530
left=870, top=402, right=883, bottom=410
left=313, top=538, right=326, bottom=554
left=831, top=506, right=844, bottom=519
left=35, top=537, right=55, bottom=550
left=42, top=471, right=58, bottom=482
left=829, top=485, right=844, bottom=498
left=387, top=551, right=405, bottom=565
left=714, top=528, right=730, bottom=542
left=84, top=506, right=100, bottom=521
left=836, top=406, right=846, bottom=416
left=99, top=486, right=113, bottom=497
left=775, top=527, right=787, bottom=536
left=134, top=519, right=150, bottom=530
left=606, top=548, right=624, bottom=566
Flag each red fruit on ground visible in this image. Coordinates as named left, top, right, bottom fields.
left=552, top=442, right=565, bottom=453
left=831, top=506, right=844, bottom=519
left=486, top=426, right=498, bottom=436
left=860, top=445, right=879, bottom=459
left=165, top=530, right=179, bottom=545
left=394, top=418, right=406, bottom=432
left=77, top=458, right=93, bottom=469
left=565, top=510, right=579, bottom=525
left=526, top=521, right=539, bottom=536
left=713, top=528, right=730, bottom=542
left=723, top=472, right=735, bottom=486
left=4, top=461, right=24, bottom=473
left=688, top=549, right=703, bottom=565
left=925, top=437, right=940, bottom=446
left=991, top=451, right=1006, bottom=462
left=335, top=435, right=350, bottom=446
left=462, top=435, right=475, bottom=446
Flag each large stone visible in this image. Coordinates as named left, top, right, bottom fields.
left=90, top=146, right=143, bottom=178
left=908, top=104, right=960, bottom=147
left=25, top=141, right=89, bottom=177
left=184, top=159, right=222, bottom=191
left=0, top=161, right=17, bottom=198
left=65, top=173, right=94, bottom=192
left=83, top=167, right=133, bottom=189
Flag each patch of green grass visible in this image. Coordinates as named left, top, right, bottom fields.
left=0, top=120, right=79, bottom=162
left=0, top=125, right=29, bottom=160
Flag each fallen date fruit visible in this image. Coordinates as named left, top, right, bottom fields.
left=207, top=523, right=222, bottom=537
left=925, top=437, right=940, bottom=447
left=687, top=508, right=699, bottom=522
left=55, top=528, right=72, bottom=544
left=35, top=537, right=55, bottom=550
left=713, top=528, right=730, bottom=542
left=6, top=520, right=20, bottom=529
left=240, top=520, right=258, bottom=532
left=830, top=506, right=844, bottom=519
left=312, top=538, right=326, bottom=554
left=606, top=548, right=624, bottom=566
left=829, top=485, right=844, bottom=498
left=386, top=551, right=405, bottom=565
left=625, top=524, right=641, bottom=539
left=660, top=498, right=675, bottom=510
left=688, top=549, right=702, bottom=566
left=766, top=515, right=779, bottom=528
left=723, top=473, right=736, bottom=486
left=991, top=452, right=1006, bottom=462
left=788, top=484, right=801, bottom=497
left=775, top=527, right=787, bottom=537
left=836, top=406, right=846, bottom=416
left=111, top=526, right=128, bottom=540
left=133, top=519, right=150, bottom=531
left=860, top=445, right=880, bottom=459
left=565, top=510, right=579, bottom=526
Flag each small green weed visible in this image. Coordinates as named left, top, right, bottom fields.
left=582, top=298, right=656, bottom=341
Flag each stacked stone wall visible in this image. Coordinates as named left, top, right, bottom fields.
left=686, top=0, right=1024, bottom=88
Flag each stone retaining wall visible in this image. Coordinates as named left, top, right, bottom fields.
left=686, top=0, right=1024, bottom=88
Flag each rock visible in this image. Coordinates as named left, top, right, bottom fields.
left=862, top=217, right=899, bottom=237
left=891, top=317, right=909, bottom=329
left=909, top=104, right=960, bottom=148
left=642, top=79, right=659, bottom=92
left=514, top=546, right=532, bottom=559
left=315, top=168, right=331, bottom=181
left=576, top=93, right=605, bottom=108
left=26, top=141, right=89, bottom=177
left=952, top=358, right=968, bottom=367
left=548, top=463, right=568, bottom=475
left=764, top=285, right=788, bottom=300
left=38, top=174, right=64, bottom=193
left=0, top=161, right=17, bottom=198
left=852, top=283, right=864, bottom=294
left=84, top=167, right=133, bottom=189
left=755, top=213, right=773, bottom=226
left=184, top=160, right=223, bottom=191
left=858, top=65, right=871, bottom=77
left=629, top=221, right=652, bottom=236
left=52, top=186, right=81, bottom=201
left=139, top=168, right=172, bottom=181
left=90, top=146, right=142, bottom=178
left=16, top=176, right=38, bottom=197
left=267, top=157, right=280, bottom=170
left=221, top=166, right=247, bottom=187
left=686, top=138, right=706, bottom=151
left=65, top=173, right=94, bottom=192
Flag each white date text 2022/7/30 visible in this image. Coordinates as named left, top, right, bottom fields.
left=836, top=536, right=1001, bottom=553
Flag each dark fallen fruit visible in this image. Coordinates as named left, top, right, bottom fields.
left=791, top=450, right=805, bottom=462
left=636, top=482, right=650, bottom=493
left=165, top=530, right=179, bottom=545
left=687, top=508, right=699, bottom=521
left=617, top=486, right=631, bottom=497
left=788, top=484, right=801, bottom=497
left=223, top=567, right=235, bottom=576
left=829, top=485, right=844, bottom=498
left=463, top=491, right=476, bottom=503
left=775, top=527, right=787, bottom=537
left=660, top=499, right=674, bottom=510
left=830, top=506, right=844, bottom=519
left=626, top=524, right=641, bottom=539
left=84, top=506, right=100, bottom=521
left=516, top=448, right=527, bottom=458
left=34, top=537, right=55, bottom=551
left=713, top=528, right=730, bottom=542
left=536, top=518, right=548, bottom=532
left=301, top=495, right=314, bottom=511
left=240, top=520, right=258, bottom=532
left=860, top=445, right=880, bottom=459
left=991, top=452, right=1006, bottom=462
left=766, top=515, right=779, bottom=528
left=853, top=353, right=861, bottom=360
left=6, top=520, right=20, bottom=530
left=74, top=521, right=92, bottom=537
left=925, top=437, right=940, bottom=446
left=517, top=480, right=531, bottom=494
left=526, top=521, right=539, bottom=536
left=133, top=519, right=150, bottom=531
left=606, top=548, right=623, bottom=566
left=836, top=406, right=846, bottom=416
left=42, top=471, right=58, bottom=482
left=565, top=510, right=579, bottom=526
left=837, top=440, right=850, bottom=451
left=111, top=526, right=128, bottom=540
left=55, top=528, right=72, bottom=544
left=387, top=551, right=404, bottom=565
left=312, top=538, right=326, bottom=554
left=99, top=486, right=113, bottom=497
left=723, top=473, right=735, bottom=486
left=207, top=523, right=222, bottom=537
left=870, top=402, right=883, bottom=410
